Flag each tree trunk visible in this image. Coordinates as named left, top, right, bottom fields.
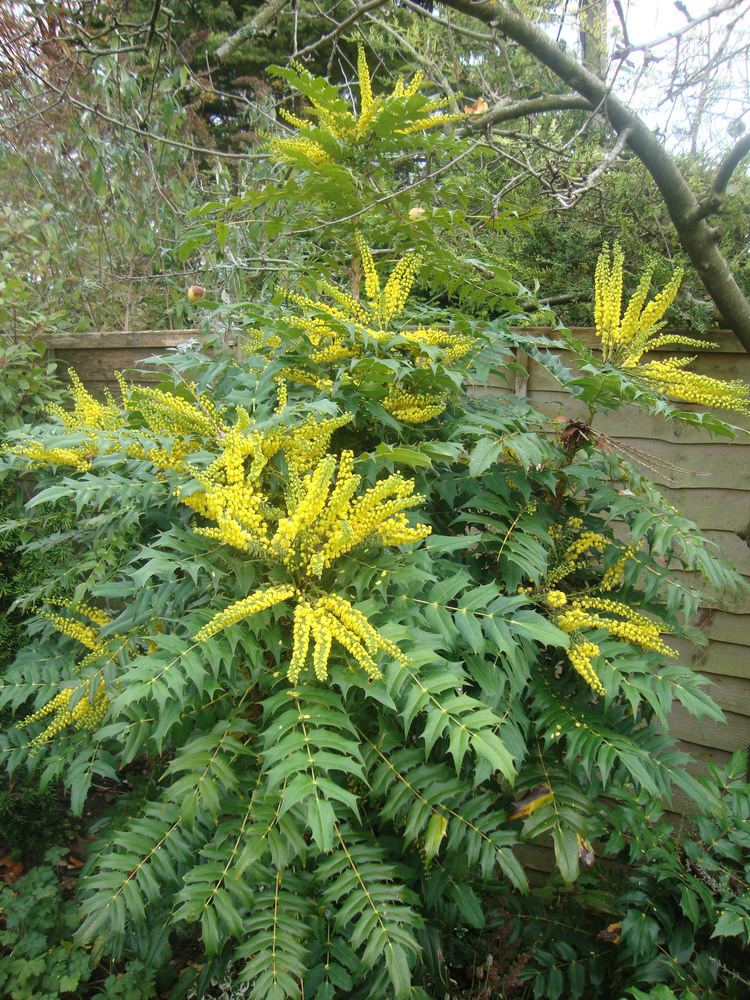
left=440, top=0, right=750, bottom=353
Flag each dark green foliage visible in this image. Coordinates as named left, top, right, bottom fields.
left=0, top=777, right=71, bottom=864
left=0, top=850, right=157, bottom=1000
left=491, top=751, right=750, bottom=1000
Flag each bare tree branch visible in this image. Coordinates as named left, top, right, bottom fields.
left=397, top=0, right=495, bottom=42
left=25, top=63, right=263, bottom=160
left=612, top=0, right=748, bottom=58
left=216, top=0, right=292, bottom=61
left=438, top=0, right=750, bottom=352
left=714, top=131, right=750, bottom=194
left=692, top=131, right=750, bottom=220
left=294, top=0, right=389, bottom=59
left=554, top=126, right=632, bottom=208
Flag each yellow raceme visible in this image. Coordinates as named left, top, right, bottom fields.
left=269, top=44, right=463, bottom=165
left=21, top=678, right=109, bottom=747
left=532, top=519, right=675, bottom=695
left=284, top=238, right=474, bottom=407
left=593, top=244, right=750, bottom=414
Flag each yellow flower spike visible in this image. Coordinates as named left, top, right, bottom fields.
left=268, top=137, right=332, bottom=166
left=563, top=531, right=608, bottom=562
left=545, top=590, right=568, bottom=609
left=404, top=70, right=425, bottom=98
left=591, top=246, right=748, bottom=412
left=41, top=611, right=102, bottom=651
left=382, top=386, right=447, bottom=424
left=278, top=106, right=308, bottom=129
left=318, top=610, right=382, bottom=681
left=48, top=599, right=110, bottom=628
left=194, top=584, right=296, bottom=642
left=318, top=280, right=371, bottom=324
left=287, top=601, right=313, bottom=685
left=313, top=450, right=361, bottom=538
left=357, top=43, right=374, bottom=116
left=377, top=512, right=432, bottom=546
left=639, top=267, right=684, bottom=335
left=22, top=679, right=109, bottom=747
left=271, top=455, right=337, bottom=559
left=274, top=377, right=288, bottom=414
left=7, top=441, right=91, bottom=472
left=311, top=616, right=334, bottom=681
left=284, top=367, right=333, bottom=391
left=381, top=252, right=422, bottom=324
left=316, top=594, right=382, bottom=653
left=355, top=232, right=380, bottom=302
left=567, top=639, right=605, bottom=695
left=637, top=361, right=750, bottom=412
left=395, top=113, right=464, bottom=135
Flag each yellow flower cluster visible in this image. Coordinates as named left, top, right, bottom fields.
left=592, top=244, right=750, bottom=413
left=564, top=531, right=608, bottom=562
left=600, top=546, right=636, bottom=590
left=283, top=240, right=474, bottom=418
left=186, top=412, right=429, bottom=683
left=7, top=368, right=125, bottom=471
left=41, top=611, right=102, bottom=652
left=594, top=244, right=683, bottom=364
left=545, top=530, right=608, bottom=585
left=545, top=590, right=568, bottom=609
left=21, top=678, right=108, bottom=747
left=269, top=45, right=463, bottom=161
left=268, top=136, right=332, bottom=166
left=383, top=386, right=447, bottom=424
left=49, top=370, right=122, bottom=432
left=274, top=377, right=288, bottom=413
left=530, top=518, right=675, bottom=693
left=127, top=383, right=225, bottom=439
left=284, top=367, right=333, bottom=391
left=557, top=598, right=676, bottom=657
left=286, top=593, right=406, bottom=685
left=566, top=640, right=605, bottom=695
left=637, top=359, right=750, bottom=413
left=409, top=327, right=474, bottom=363
left=7, top=440, right=91, bottom=472
left=241, top=328, right=282, bottom=355
left=180, top=409, right=430, bottom=578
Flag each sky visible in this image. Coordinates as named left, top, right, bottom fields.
left=595, top=1, right=749, bottom=154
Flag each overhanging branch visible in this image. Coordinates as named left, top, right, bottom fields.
left=713, top=132, right=750, bottom=197
left=465, top=93, right=592, bottom=130
left=437, top=0, right=750, bottom=352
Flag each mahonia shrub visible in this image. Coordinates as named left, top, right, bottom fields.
left=1, top=53, right=748, bottom=1000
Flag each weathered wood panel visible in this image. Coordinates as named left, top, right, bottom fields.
left=669, top=704, right=748, bottom=752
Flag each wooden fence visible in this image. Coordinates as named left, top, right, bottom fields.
left=41, top=327, right=750, bottom=818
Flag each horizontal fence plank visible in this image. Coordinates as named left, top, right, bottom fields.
left=501, top=392, right=750, bottom=440
left=668, top=704, right=749, bottom=752
left=660, top=489, right=750, bottom=532
left=44, top=329, right=203, bottom=350
left=700, top=611, right=750, bottom=647
left=669, top=637, right=750, bottom=681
